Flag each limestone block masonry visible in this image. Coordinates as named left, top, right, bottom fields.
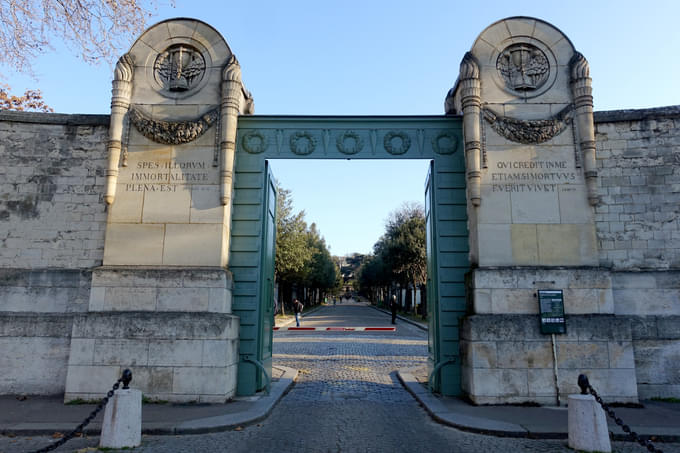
left=62, top=19, right=248, bottom=403
left=65, top=312, right=238, bottom=403
left=461, top=315, right=637, bottom=405
left=0, top=16, right=678, bottom=404
left=447, top=18, right=679, bottom=403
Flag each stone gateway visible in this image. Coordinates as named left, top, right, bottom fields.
left=0, top=17, right=678, bottom=405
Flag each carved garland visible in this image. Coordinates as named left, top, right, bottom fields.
left=129, top=107, right=219, bottom=145
left=431, top=131, right=459, bottom=155
left=482, top=105, right=573, bottom=145
left=336, top=131, right=364, bottom=155
left=383, top=131, right=411, bottom=155
left=289, top=131, right=317, bottom=155
left=240, top=130, right=268, bottom=154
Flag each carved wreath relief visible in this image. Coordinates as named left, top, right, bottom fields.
left=241, top=130, right=268, bottom=154
left=496, top=44, right=549, bottom=93
left=236, top=129, right=465, bottom=156
left=336, top=131, right=364, bottom=155
left=290, top=131, right=317, bottom=155
left=383, top=131, right=411, bottom=155
left=154, top=45, right=206, bottom=92
left=431, top=131, right=458, bottom=155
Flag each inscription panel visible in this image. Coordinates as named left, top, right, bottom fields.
left=106, top=146, right=225, bottom=266
left=124, top=160, right=211, bottom=192
left=490, top=160, right=577, bottom=193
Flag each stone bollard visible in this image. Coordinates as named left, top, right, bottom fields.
left=99, top=388, right=142, bottom=449
left=568, top=394, right=611, bottom=453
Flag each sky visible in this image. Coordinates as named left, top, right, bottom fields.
left=5, top=0, right=680, bottom=256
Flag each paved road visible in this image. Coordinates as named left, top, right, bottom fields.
left=2, top=304, right=678, bottom=452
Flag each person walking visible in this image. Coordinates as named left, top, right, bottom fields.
left=390, top=295, right=398, bottom=325
left=293, top=299, right=304, bottom=327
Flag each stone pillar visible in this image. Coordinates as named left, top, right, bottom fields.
left=459, top=52, right=482, bottom=208
left=105, top=54, right=133, bottom=205
left=568, top=394, right=612, bottom=452
left=570, top=52, right=599, bottom=206
left=65, top=19, right=241, bottom=404
left=99, top=388, right=142, bottom=449
left=447, top=16, right=637, bottom=405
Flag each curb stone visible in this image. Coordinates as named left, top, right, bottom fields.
left=397, top=369, right=680, bottom=442
left=0, top=366, right=298, bottom=436
left=369, top=305, right=428, bottom=331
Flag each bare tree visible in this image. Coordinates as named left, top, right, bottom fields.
left=0, top=0, right=173, bottom=110
left=0, top=0, right=172, bottom=74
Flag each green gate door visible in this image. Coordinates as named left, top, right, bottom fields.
left=425, top=158, right=469, bottom=395
left=425, top=161, right=441, bottom=390
left=257, top=161, right=277, bottom=390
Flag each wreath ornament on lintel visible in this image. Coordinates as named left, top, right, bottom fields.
left=336, top=131, right=364, bottom=155
left=289, top=131, right=317, bottom=155
left=240, top=130, right=267, bottom=154
left=383, top=131, right=411, bottom=155
left=431, top=131, right=459, bottom=155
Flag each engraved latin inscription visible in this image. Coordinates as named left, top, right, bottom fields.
left=491, top=160, right=577, bottom=192
left=124, top=160, right=210, bottom=192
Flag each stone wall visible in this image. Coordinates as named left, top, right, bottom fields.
left=64, top=312, right=239, bottom=403
left=0, top=112, right=109, bottom=270
left=594, top=106, right=680, bottom=271
left=0, top=314, right=73, bottom=395
left=0, top=269, right=91, bottom=313
left=594, top=107, right=680, bottom=399
left=461, top=314, right=637, bottom=405
left=0, top=113, right=108, bottom=395
left=630, top=315, right=680, bottom=399
left=0, top=103, right=678, bottom=401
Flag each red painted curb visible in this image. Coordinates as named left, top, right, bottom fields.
left=273, top=326, right=396, bottom=331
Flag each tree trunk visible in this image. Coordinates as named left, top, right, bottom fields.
left=413, top=280, right=418, bottom=315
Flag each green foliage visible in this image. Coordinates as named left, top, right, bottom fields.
left=652, top=397, right=680, bottom=403
left=304, top=223, right=338, bottom=291
left=383, top=202, right=427, bottom=288
left=65, top=398, right=94, bottom=405
left=142, top=395, right=168, bottom=404
left=275, top=184, right=312, bottom=281
left=358, top=202, right=427, bottom=309
left=274, top=183, right=338, bottom=305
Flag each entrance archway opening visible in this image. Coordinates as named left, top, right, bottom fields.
left=230, top=116, right=468, bottom=397
left=269, top=158, right=431, bottom=314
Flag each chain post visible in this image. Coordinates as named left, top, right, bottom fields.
left=578, top=374, right=663, bottom=453
left=28, top=369, right=133, bottom=453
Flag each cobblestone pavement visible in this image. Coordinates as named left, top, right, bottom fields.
left=2, top=305, right=678, bottom=453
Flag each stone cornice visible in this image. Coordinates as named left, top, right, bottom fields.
left=2, top=105, right=679, bottom=127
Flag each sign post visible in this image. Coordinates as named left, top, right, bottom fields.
left=538, top=289, right=566, bottom=334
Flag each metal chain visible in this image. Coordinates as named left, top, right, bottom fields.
left=28, top=370, right=131, bottom=453
left=580, top=374, right=663, bottom=453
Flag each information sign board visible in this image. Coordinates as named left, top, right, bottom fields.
left=538, top=289, right=566, bottom=334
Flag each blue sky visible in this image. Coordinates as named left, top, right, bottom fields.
left=5, top=0, right=680, bottom=256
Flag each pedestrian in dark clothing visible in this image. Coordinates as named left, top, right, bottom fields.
left=293, top=299, right=304, bottom=327
left=390, top=295, right=398, bottom=324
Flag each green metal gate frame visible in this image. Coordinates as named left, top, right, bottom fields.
left=230, top=116, right=469, bottom=396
